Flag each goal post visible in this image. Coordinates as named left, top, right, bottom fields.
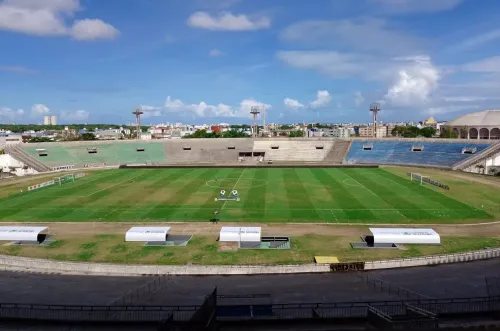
left=409, top=173, right=428, bottom=185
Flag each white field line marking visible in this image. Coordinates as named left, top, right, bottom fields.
left=221, top=168, right=246, bottom=211
left=5, top=220, right=500, bottom=226
left=378, top=171, right=484, bottom=213
left=85, top=171, right=146, bottom=197
left=0, top=206, right=478, bottom=212
left=330, top=209, right=338, bottom=221
left=0, top=172, right=107, bottom=207
left=342, top=171, right=409, bottom=221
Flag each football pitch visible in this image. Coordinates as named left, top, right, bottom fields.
left=0, top=167, right=491, bottom=223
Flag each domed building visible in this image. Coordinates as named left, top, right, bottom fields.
left=442, top=110, right=500, bottom=140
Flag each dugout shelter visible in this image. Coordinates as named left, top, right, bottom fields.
left=368, top=228, right=441, bottom=245
left=0, top=226, right=52, bottom=245
left=125, top=226, right=191, bottom=246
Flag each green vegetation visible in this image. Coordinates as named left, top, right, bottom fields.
left=0, top=167, right=492, bottom=223
left=391, top=126, right=437, bottom=138
left=0, top=234, right=498, bottom=265
left=183, top=129, right=249, bottom=139
left=288, top=131, right=304, bottom=137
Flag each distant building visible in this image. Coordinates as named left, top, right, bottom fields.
left=43, top=116, right=50, bottom=125
left=50, top=116, right=57, bottom=126
left=307, top=127, right=351, bottom=138
left=359, top=126, right=388, bottom=138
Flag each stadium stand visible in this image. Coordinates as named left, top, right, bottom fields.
left=23, top=141, right=166, bottom=168
left=4, top=144, right=52, bottom=172
left=323, top=140, right=352, bottom=164
left=452, top=140, right=500, bottom=171
left=163, top=139, right=254, bottom=163
left=253, top=140, right=334, bottom=161
left=344, top=141, right=492, bottom=167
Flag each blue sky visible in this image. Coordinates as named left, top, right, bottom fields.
left=1, top=0, right=500, bottom=125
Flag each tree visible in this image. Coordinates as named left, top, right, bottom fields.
left=80, top=133, right=97, bottom=141
left=28, top=137, right=52, bottom=143
left=288, top=131, right=304, bottom=137
left=440, top=127, right=458, bottom=138
left=420, top=127, right=437, bottom=138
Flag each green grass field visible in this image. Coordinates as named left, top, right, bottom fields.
left=0, top=167, right=492, bottom=223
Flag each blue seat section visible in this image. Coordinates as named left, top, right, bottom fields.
left=344, top=141, right=491, bottom=167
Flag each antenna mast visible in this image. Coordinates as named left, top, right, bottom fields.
left=132, top=108, right=144, bottom=140
left=369, top=103, right=381, bottom=138
left=250, top=106, right=260, bottom=138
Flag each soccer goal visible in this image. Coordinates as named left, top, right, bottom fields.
left=409, top=173, right=429, bottom=185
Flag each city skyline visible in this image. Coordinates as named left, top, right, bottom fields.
left=1, top=0, right=500, bottom=124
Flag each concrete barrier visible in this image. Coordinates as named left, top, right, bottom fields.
left=365, top=248, right=500, bottom=270
left=0, top=254, right=330, bottom=276
left=0, top=248, right=499, bottom=276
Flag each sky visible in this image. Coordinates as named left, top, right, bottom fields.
left=1, top=0, right=500, bottom=125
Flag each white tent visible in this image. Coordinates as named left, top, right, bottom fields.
left=0, top=226, right=48, bottom=241
left=219, top=227, right=261, bottom=242
left=370, top=228, right=440, bottom=245
left=125, top=227, right=171, bottom=242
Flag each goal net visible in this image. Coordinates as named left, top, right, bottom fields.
left=409, top=173, right=429, bottom=185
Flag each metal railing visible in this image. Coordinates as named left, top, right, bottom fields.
left=0, top=296, right=498, bottom=323
left=365, top=276, right=431, bottom=301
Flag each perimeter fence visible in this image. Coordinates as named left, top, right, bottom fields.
left=1, top=296, right=499, bottom=323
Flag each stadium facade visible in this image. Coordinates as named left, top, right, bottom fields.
left=442, top=109, right=500, bottom=139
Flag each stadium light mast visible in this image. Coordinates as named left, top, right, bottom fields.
left=132, top=108, right=144, bottom=140
left=250, top=106, right=260, bottom=138
left=370, top=103, right=381, bottom=138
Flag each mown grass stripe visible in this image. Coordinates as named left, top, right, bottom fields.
left=241, top=167, right=268, bottom=221
left=376, top=169, right=491, bottom=219
left=0, top=170, right=129, bottom=220
left=145, top=168, right=218, bottom=220
left=282, top=168, right=320, bottom=220
left=344, top=169, right=435, bottom=220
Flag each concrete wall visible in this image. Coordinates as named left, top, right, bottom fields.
left=0, top=154, right=38, bottom=176
left=364, top=248, right=500, bottom=270
left=0, top=248, right=499, bottom=276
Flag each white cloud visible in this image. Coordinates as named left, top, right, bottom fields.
left=277, top=51, right=376, bottom=78
left=283, top=98, right=304, bottom=109
left=451, top=29, right=500, bottom=51
left=164, top=96, right=271, bottom=118
left=60, top=109, right=89, bottom=122
left=0, top=0, right=119, bottom=40
left=187, top=11, right=270, bottom=31
left=139, top=105, right=163, bottom=118
left=209, top=48, right=224, bottom=57
left=384, top=56, right=440, bottom=106
left=31, top=104, right=51, bottom=114
left=70, top=19, right=119, bottom=41
left=283, top=90, right=332, bottom=110
left=281, top=19, right=423, bottom=56
left=354, top=92, right=365, bottom=106
left=369, top=0, right=463, bottom=14
left=461, top=56, right=500, bottom=73
left=0, top=65, right=38, bottom=74
left=0, top=107, right=24, bottom=120
left=310, top=90, right=332, bottom=109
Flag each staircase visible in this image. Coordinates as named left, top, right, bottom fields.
left=324, top=140, right=352, bottom=164
left=4, top=144, right=52, bottom=172
left=452, top=141, right=500, bottom=171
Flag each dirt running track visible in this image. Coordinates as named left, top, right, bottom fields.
left=1, top=221, right=500, bottom=238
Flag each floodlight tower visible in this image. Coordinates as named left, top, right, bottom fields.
left=132, top=108, right=144, bottom=140
left=250, top=106, right=260, bottom=138
left=370, top=103, right=381, bottom=138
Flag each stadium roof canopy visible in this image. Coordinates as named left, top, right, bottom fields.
left=445, top=110, right=500, bottom=127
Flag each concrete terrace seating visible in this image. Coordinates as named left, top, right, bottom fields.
left=253, top=140, right=334, bottom=162
left=324, top=140, right=352, bottom=164
left=344, top=141, right=492, bottom=167
left=163, top=139, right=254, bottom=163
left=24, top=141, right=167, bottom=167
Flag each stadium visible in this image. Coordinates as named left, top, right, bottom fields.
left=1, top=125, right=500, bottom=330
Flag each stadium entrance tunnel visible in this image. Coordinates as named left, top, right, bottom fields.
left=206, top=178, right=268, bottom=189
